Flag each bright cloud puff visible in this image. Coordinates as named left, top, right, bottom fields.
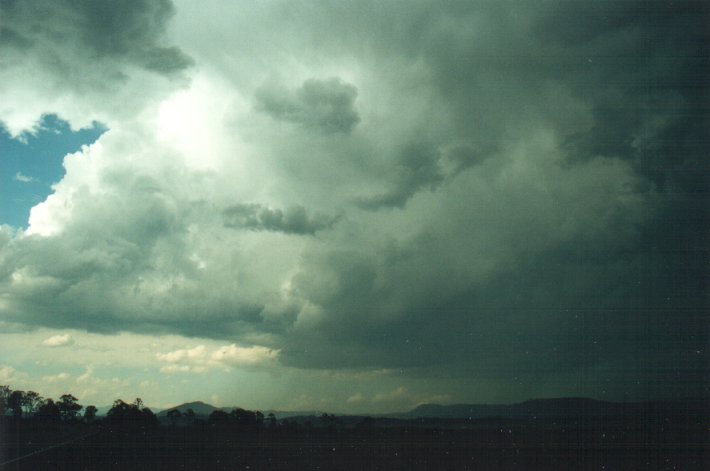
left=41, top=334, right=74, bottom=347
left=157, top=344, right=279, bottom=373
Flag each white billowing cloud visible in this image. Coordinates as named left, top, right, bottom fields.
left=211, top=344, right=279, bottom=366
left=157, top=343, right=279, bottom=373
left=160, top=364, right=194, bottom=374
left=0, top=365, right=17, bottom=383
left=42, top=333, right=74, bottom=347
left=76, top=367, right=94, bottom=384
left=155, top=74, right=240, bottom=172
left=156, top=345, right=207, bottom=364
left=42, top=372, right=70, bottom=383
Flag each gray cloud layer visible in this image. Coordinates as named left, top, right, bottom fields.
left=255, top=78, right=360, bottom=134
left=0, top=0, right=192, bottom=75
left=0, top=0, right=192, bottom=133
left=223, top=204, right=337, bottom=235
left=0, top=0, right=706, bottom=401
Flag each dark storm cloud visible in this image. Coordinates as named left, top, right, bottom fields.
left=357, top=141, right=444, bottom=209
left=255, top=78, right=360, bottom=134
left=0, top=0, right=192, bottom=74
left=355, top=142, right=490, bottom=210
left=264, top=0, right=707, bottom=398
left=0, top=0, right=707, bottom=402
left=222, top=203, right=337, bottom=235
left=533, top=0, right=709, bottom=190
left=441, top=144, right=491, bottom=176
left=533, top=1, right=710, bottom=385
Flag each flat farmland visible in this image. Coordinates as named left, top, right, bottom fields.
left=3, top=421, right=707, bottom=470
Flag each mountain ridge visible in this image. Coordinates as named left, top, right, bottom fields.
left=156, top=401, right=327, bottom=419
left=155, top=397, right=709, bottom=420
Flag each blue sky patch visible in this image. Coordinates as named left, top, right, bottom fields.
left=0, top=114, right=106, bottom=228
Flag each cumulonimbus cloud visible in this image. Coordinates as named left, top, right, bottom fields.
left=0, top=0, right=706, bottom=402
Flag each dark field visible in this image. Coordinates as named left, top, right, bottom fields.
left=2, top=418, right=708, bottom=470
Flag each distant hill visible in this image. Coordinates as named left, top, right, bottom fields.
left=261, top=410, right=325, bottom=419
left=397, top=397, right=710, bottom=421
left=398, top=398, right=613, bottom=420
left=157, top=401, right=224, bottom=417
left=154, top=397, right=709, bottom=422
left=157, top=401, right=325, bottom=419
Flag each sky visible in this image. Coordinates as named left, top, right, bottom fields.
left=0, top=0, right=707, bottom=414
left=0, top=114, right=105, bottom=228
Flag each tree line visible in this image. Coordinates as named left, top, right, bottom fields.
left=1, top=385, right=315, bottom=431
left=0, top=384, right=159, bottom=429
left=0, top=385, right=91, bottom=423
left=2, top=384, right=358, bottom=433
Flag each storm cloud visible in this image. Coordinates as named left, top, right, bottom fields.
left=0, top=0, right=191, bottom=73
left=223, top=203, right=337, bottom=235
left=0, top=0, right=192, bottom=134
left=0, top=0, right=707, bottom=405
left=255, top=78, right=360, bottom=134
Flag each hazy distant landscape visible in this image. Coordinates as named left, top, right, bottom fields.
left=2, top=385, right=708, bottom=469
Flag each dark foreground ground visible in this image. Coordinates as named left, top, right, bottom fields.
left=2, top=418, right=708, bottom=470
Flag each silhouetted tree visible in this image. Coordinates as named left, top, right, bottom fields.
left=281, top=418, right=300, bottom=432
left=23, top=391, right=43, bottom=417
left=208, top=409, right=229, bottom=426
left=230, top=407, right=257, bottom=428
left=37, top=399, right=61, bottom=423
left=167, top=408, right=182, bottom=426
left=8, top=390, right=24, bottom=419
left=58, top=394, right=82, bottom=422
left=320, top=413, right=337, bottom=432
left=356, top=416, right=376, bottom=430
left=185, top=408, right=196, bottom=423
left=107, top=399, right=130, bottom=419
left=267, top=412, right=277, bottom=429
left=141, top=407, right=159, bottom=428
left=84, top=405, right=98, bottom=423
left=0, top=385, right=10, bottom=416
left=107, top=398, right=158, bottom=430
